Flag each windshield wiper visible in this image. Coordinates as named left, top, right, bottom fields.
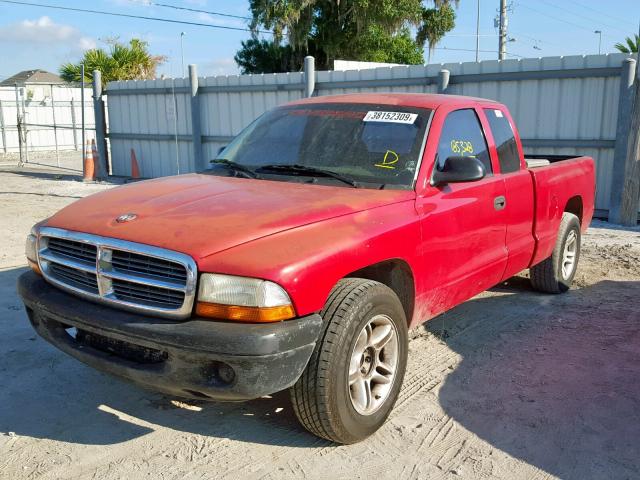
left=257, top=164, right=359, bottom=188
left=210, top=159, right=261, bottom=179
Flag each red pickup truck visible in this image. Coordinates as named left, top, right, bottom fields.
left=18, top=93, right=595, bottom=444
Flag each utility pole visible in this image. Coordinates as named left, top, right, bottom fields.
left=475, top=0, right=481, bottom=62
left=498, top=0, right=507, bottom=60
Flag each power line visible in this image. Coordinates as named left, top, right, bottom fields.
left=563, top=0, right=638, bottom=30
left=512, top=31, right=562, bottom=49
left=0, top=0, right=273, bottom=34
left=518, top=2, right=617, bottom=39
left=434, top=46, right=523, bottom=58
left=129, top=0, right=252, bottom=22
left=536, top=0, right=628, bottom=34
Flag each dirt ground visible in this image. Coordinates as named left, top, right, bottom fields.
left=1, top=167, right=639, bottom=480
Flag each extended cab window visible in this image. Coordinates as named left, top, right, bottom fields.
left=485, top=108, right=520, bottom=173
left=214, top=103, right=432, bottom=189
left=436, top=109, right=491, bottom=174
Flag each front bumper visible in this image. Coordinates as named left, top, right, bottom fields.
left=17, top=271, right=323, bottom=401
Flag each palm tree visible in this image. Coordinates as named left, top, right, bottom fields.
left=615, top=34, right=639, bottom=53
left=60, top=39, right=166, bottom=83
left=416, top=1, right=458, bottom=62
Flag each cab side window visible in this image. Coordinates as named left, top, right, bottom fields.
left=437, top=109, right=492, bottom=175
left=485, top=108, right=520, bottom=173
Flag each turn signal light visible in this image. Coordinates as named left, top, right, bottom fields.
left=196, top=302, right=296, bottom=323
left=28, top=259, right=42, bottom=276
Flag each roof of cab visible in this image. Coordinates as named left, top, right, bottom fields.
left=285, top=93, right=502, bottom=110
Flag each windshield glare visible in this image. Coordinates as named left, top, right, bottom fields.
left=215, top=103, right=432, bottom=189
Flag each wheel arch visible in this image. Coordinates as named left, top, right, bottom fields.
left=564, top=195, right=583, bottom=224
left=345, top=259, right=415, bottom=327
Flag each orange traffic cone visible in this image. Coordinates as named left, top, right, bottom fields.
left=83, top=140, right=95, bottom=182
left=130, top=148, right=141, bottom=179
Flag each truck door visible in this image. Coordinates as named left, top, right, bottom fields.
left=483, top=107, right=536, bottom=280
left=415, top=107, right=508, bottom=319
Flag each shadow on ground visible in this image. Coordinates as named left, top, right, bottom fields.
left=3, top=264, right=640, bottom=474
left=423, top=276, right=640, bottom=480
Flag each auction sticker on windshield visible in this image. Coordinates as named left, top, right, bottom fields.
left=363, top=111, right=418, bottom=124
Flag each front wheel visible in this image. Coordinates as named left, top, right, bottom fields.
left=290, top=278, right=408, bottom=444
left=530, top=212, right=581, bottom=293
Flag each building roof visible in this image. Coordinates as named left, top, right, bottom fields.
left=0, top=69, right=65, bottom=86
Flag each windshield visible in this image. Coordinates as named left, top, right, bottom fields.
left=214, top=103, right=432, bottom=189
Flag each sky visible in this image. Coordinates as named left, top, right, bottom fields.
left=0, top=0, right=638, bottom=82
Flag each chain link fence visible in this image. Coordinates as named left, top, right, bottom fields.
left=0, top=84, right=96, bottom=172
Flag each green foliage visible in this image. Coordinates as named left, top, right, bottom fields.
left=59, top=39, right=166, bottom=83
left=417, top=4, right=456, bottom=61
left=615, top=34, right=639, bottom=54
left=235, top=39, right=299, bottom=74
left=236, top=0, right=458, bottom=73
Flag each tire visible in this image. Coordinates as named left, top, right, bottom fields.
left=530, top=212, right=581, bottom=294
left=290, top=278, right=408, bottom=444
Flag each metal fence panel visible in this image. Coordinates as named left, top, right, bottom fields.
left=0, top=85, right=95, bottom=156
left=104, top=53, right=634, bottom=213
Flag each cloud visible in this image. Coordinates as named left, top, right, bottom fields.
left=201, top=57, right=239, bottom=76
left=194, top=12, right=249, bottom=30
left=0, top=17, right=97, bottom=76
left=0, top=16, right=96, bottom=50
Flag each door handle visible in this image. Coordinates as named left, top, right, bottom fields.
left=494, top=196, right=506, bottom=211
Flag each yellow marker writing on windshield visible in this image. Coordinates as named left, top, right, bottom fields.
left=375, top=150, right=399, bottom=169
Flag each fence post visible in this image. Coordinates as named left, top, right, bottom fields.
left=81, top=65, right=86, bottom=164
left=609, top=58, right=637, bottom=223
left=51, top=85, right=60, bottom=167
left=0, top=100, right=6, bottom=154
left=70, top=98, right=78, bottom=151
left=92, top=70, right=108, bottom=177
left=14, top=83, right=27, bottom=166
left=304, top=56, right=315, bottom=97
left=189, top=64, right=204, bottom=172
left=438, top=69, right=450, bottom=94
left=619, top=56, right=640, bottom=226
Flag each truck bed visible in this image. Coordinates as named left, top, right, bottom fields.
left=526, top=155, right=596, bottom=267
left=525, top=154, right=585, bottom=169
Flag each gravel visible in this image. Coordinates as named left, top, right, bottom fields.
left=1, top=166, right=638, bottom=480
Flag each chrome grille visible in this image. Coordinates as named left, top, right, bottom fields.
left=47, top=237, right=96, bottom=265
left=37, top=227, right=197, bottom=319
left=111, top=250, right=188, bottom=283
left=112, top=279, right=185, bottom=309
left=49, top=263, right=99, bottom=293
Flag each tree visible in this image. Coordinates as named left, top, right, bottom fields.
left=417, top=2, right=456, bottom=62
left=235, top=39, right=299, bottom=74
left=60, top=39, right=166, bottom=83
left=615, top=34, right=639, bottom=54
left=236, top=0, right=459, bottom=74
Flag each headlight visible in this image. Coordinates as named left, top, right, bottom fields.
left=196, top=273, right=295, bottom=322
left=25, top=225, right=41, bottom=275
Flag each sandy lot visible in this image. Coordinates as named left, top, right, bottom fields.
left=1, top=167, right=639, bottom=480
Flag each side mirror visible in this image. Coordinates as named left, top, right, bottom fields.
left=432, top=156, right=486, bottom=186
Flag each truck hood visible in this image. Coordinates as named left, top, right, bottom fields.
left=46, top=174, right=415, bottom=260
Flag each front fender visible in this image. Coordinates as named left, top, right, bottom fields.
left=197, top=201, right=422, bottom=318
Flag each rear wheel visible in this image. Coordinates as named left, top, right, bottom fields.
left=530, top=212, right=581, bottom=293
left=290, top=278, right=408, bottom=444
